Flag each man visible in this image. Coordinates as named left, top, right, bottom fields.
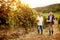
left=47, top=12, right=55, bottom=35
left=36, top=13, right=44, bottom=34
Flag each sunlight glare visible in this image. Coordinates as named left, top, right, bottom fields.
left=4, top=0, right=8, bottom=2
left=0, top=4, right=1, bottom=7
left=21, top=0, right=60, bottom=8
left=13, top=6, right=17, bottom=10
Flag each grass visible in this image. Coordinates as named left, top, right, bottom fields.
left=43, top=13, right=60, bottom=18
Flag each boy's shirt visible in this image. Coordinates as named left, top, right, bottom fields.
left=37, top=16, right=43, bottom=25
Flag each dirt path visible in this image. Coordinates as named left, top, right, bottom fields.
left=3, top=24, right=59, bottom=40
left=4, top=21, right=60, bottom=40
left=18, top=24, right=60, bottom=40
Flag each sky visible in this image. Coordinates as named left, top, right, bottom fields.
left=21, top=0, right=60, bottom=8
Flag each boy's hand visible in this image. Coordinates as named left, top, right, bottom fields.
left=37, top=20, right=39, bottom=22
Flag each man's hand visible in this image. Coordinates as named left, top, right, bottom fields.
left=47, top=20, right=51, bottom=22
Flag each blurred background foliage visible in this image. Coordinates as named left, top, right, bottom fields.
left=0, top=0, right=37, bottom=32
left=34, top=4, right=60, bottom=13
left=0, top=0, right=60, bottom=33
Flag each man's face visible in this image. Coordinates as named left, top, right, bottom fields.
left=50, top=12, right=53, bottom=16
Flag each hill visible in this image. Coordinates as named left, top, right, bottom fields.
left=34, top=4, right=60, bottom=13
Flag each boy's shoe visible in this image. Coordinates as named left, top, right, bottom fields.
left=41, top=31, right=43, bottom=35
left=38, top=30, right=40, bottom=34
left=52, top=30, right=53, bottom=34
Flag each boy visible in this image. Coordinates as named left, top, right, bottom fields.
left=36, top=13, right=44, bottom=34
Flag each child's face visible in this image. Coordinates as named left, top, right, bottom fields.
left=38, top=13, right=40, bottom=16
